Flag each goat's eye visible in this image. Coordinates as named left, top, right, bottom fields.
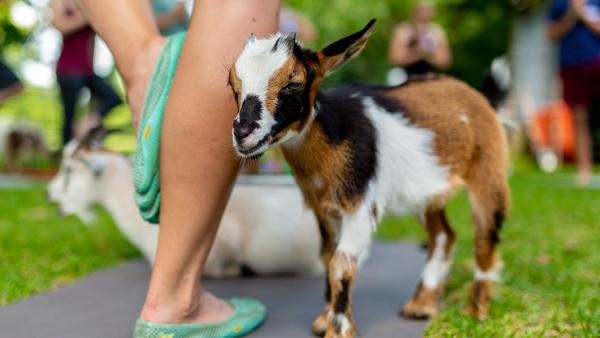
left=283, top=81, right=303, bottom=92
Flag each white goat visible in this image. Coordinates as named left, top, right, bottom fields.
left=47, top=138, right=324, bottom=277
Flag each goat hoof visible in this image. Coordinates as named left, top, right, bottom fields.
left=466, top=280, right=490, bottom=320
left=465, top=302, right=488, bottom=320
left=312, top=312, right=328, bottom=337
left=400, top=298, right=437, bottom=319
left=323, top=326, right=356, bottom=338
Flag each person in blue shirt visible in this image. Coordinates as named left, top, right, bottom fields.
left=548, top=0, right=600, bottom=186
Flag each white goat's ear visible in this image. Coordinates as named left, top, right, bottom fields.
left=317, top=19, right=376, bottom=76
left=77, top=126, right=118, bottom=152
left=79, top=156, right=107, bottom=178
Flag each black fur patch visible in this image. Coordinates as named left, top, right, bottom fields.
left=325, top=278, right=332, bottom=302
left=314, top=86, right=378, bottom=200
left=321, top=19, right=375, bottom=57
left=490, top=210, right=505, bottom=246
left=334, top=279, right=350, bottom=313
left=234, top=95, right=261, bottom=141
left=271, top=37, right=281, bottom=52
left=269, top=44, right=317, bottom=138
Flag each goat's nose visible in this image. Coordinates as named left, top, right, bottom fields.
left=233, top=123, right=254, bottom=143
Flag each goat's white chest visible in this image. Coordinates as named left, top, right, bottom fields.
left=362, top=97, right=450, bottom=215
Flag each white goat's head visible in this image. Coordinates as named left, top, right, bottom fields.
left=47, top=127, right=113, bottom=224
left=229, top=19, right=376, bottom=158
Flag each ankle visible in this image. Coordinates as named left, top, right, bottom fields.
left=141, top=290, right=200, bottom=323
left=140, top=279, right=202, bottom=323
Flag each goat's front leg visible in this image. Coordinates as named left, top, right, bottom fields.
left=324, top=204, right=374, bottom=338
left=312, top=216, right=338, bottom=337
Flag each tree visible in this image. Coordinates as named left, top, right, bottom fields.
left=0, top=1, right=28, bottom=51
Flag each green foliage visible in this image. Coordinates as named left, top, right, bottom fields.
left=0, top=2, right=28, bottom=51
left=286, top=0, right=514, bottom=88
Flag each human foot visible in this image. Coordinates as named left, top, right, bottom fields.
left=140, top=289, right=234, bottom=325
left=122, top=37, right=166, bottom=131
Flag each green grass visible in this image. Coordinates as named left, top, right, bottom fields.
left=0, top=184, right=139, bottom=305
left=0, top=162, right=599, bottom=336
left=377, top=162, right=600, bottom=337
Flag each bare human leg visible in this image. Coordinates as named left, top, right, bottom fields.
left=76, top=0, right=162, bottom=127
left=144, top=0, right=280, bottom=324
left=573, top=106, right=593, bottom=186
left=77, top=0, right=280, bottom=325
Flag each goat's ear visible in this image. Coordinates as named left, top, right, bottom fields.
left=79, top=155, right=106, bottom=178
left=273, top=32, right=296, bottom=52
left=77, top=126, right=119, bottom=151
left=317, top=19, right=375, bottom=76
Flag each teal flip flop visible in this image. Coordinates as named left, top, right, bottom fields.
left=132, top=298, right=267, bottom=338
left=133, top=32, right=186, bottom=224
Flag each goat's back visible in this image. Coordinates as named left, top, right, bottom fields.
left=385, top=77, right=507, bottom=179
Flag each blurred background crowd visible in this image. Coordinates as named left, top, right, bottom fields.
left=0, top=0, right=598, bottom=184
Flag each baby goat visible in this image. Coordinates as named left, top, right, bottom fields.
left=230, top=20, right=509, bottom=337
left=47, top=129, right=323, bottom=277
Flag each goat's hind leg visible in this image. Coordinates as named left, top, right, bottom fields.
left=323, top=204, right=373, bottom=338
left=465, top=181, right=508, bottom=320
left=401, top=208, right=456, bottom=319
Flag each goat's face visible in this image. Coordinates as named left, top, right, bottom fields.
left=230, top=19, right=376, bottom=158
left=47, top=141, right=106, bottom=224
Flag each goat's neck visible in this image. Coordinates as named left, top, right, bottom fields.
left=281, top=93, right=339, bottom=177
left=98, top=158, right=141, bottom=230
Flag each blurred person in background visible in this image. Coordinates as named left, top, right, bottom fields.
left=0, top=59, right=23, bottom=104
left=152, top=0, right=189, bottom=36
left=388, top=1, right=452, bottom=77
left=547, top=0, right=600, bottom=186
left=50, top=0, right=122, bottom=148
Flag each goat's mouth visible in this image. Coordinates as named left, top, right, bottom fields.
left=235, top=134, right=270, bottom=158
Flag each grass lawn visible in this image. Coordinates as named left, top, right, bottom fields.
left=378, top=161, right=600, bottom=337
left=0, top=161, right=599, bottom=336
left=0, top=183, right=139, bottom=305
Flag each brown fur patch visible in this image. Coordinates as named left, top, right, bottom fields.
left=228, top=67, right=242, bottom=104
left=283, top=123, right=363, bottom=216
left=388, top=77, right=504, bottom=180
left=265, top=56, right=304, bottom=113
left=263, top=52, right=322, bottom=143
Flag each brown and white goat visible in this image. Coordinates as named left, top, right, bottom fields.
left=229, top=20, right=510, bottom=338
